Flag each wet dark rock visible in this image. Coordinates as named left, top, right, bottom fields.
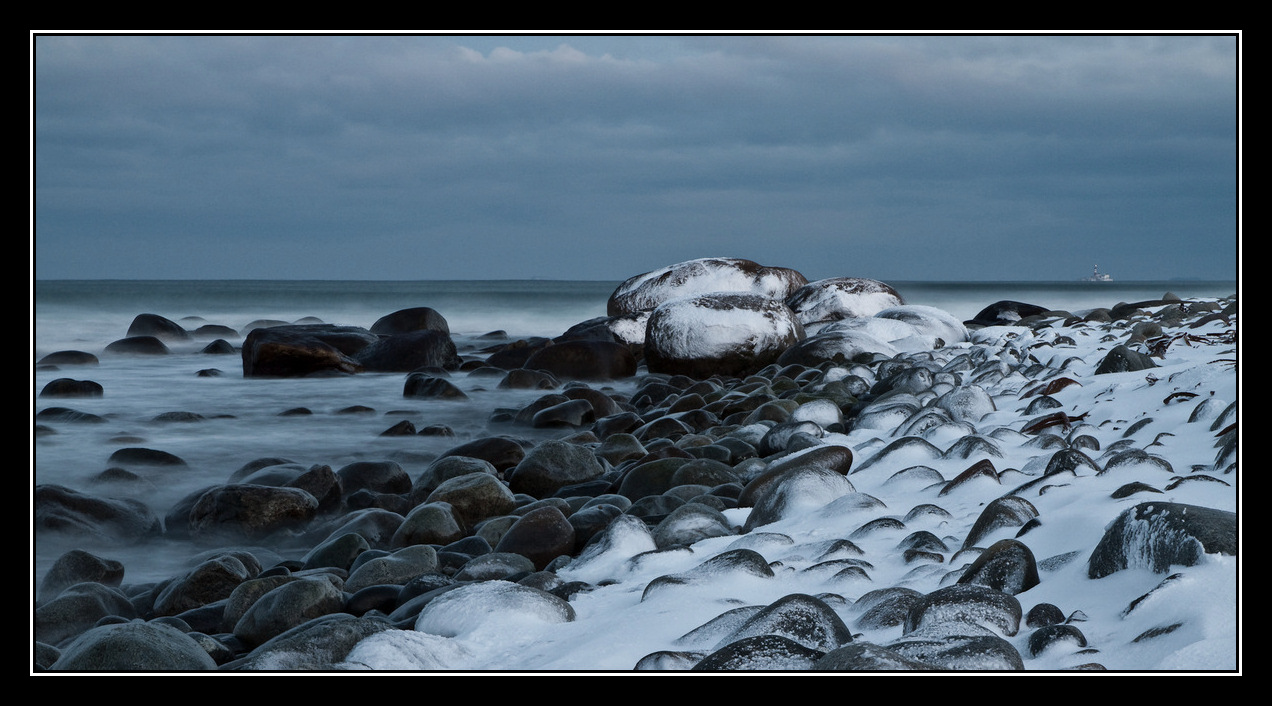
left=50, top=620, right=217, bottom=671
left=524, top=339, right=638, bottom=381
left=127, top=313, right=191, bottom=341
left=403, top=373, right=469, bottom=400
left=355, top=330, right=461, bottom=373
left=370, top=307, right=450, bottom=336
left=105, top=336, right=171, bottom=355
left=38, top=550, right=126, bottom=603
left=187, top=485, right=320, bottom=543
left=35, top=582, right=138, bottom=647
left=39, top=378, right=104, bottom=398
left=493, top=506, right=577, bottom=570
left=37, top=350, right=99, bottom=366
left=242, top=324, right=376, bottom=378
left=34, top=484, right=161, bottom=542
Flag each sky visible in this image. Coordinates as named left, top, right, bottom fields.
left=31, top=32, right=1240, bottom=283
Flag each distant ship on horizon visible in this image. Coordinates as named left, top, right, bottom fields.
left=1083, top=265, right=1113, bottom=282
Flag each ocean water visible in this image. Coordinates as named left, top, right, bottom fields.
left=31, top=278, right=1237, bottom=588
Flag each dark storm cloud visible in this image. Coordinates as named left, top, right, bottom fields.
left=33, top=33, right=1238, bottom=281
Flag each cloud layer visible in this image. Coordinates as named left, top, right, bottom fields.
left=33, top=34, right=1239, bottom=281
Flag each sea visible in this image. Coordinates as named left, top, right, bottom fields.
left=30, top=278, right=1238, bottom=589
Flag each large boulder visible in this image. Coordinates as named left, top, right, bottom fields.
left=241, top=324, right=377, bottom=377
left=608, top=257, right=808, bottom=316
left=644, top=293, right=805, bottom=379
left=784, top=277, right=905, bottom=326
left=1088, top=502, right=1236, bottom=578
left=354, top=330, right=461, bottom=372
left=523, top=340, right=638, bottom=381
left=369, top=307, right=450, bottom=336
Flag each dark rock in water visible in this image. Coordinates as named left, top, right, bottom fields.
left=498, top=368, right=560, bottom=390
left=35, top=406, right=107, bottom=424
left=50, top=620, right=217, bottom=671
left=403, top=373, right=468, bottom=400
left=380, top=419, right=417, bottom=436
left=494, top=506, right=576, bottom=570
left=484, top=337, right=553, bottom=370
left=784, top=277, right=905, bottom=326
left=192, top=323, right=240, bottom=339
left=965, top=301, right=1051, bottom=328
left=35, top=581, right=138, bottom=647
left=34, top=484, right=161, bottom=542
left=524, top=339, right=638, bottom=381
left=105, top=335, right=170, bottom=355
left=241, top=324, right=377, bottom=378
left=200, top=339, right=237, bottom=355
left=644, top=293, right=805, bottom=379
left=38, top=549, right=125, bottom=603
left=370, top=307, right=450, bottom=336
left=1094, top=345, right=1158, bottom=375
left=39, top=378, right=104, bottom=398
left=123, top=313, right=188, bottom=341
left=37, top=350, right=99, bottom=366
left=692, top=634, right=826, bottom=671
left=107, top=447, right=188, bottom=467
left=1088, top=502, right=1237, bottom=578
left=354, top=330, right=461, bottom=372
left=608, top=257, right=808, bottom=317
left=957, top=539, right=1040, bottom=595
left=187, top=485, right=320, bottom=543
left=223, top=613, right=394, bottom=671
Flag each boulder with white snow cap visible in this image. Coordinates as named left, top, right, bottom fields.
left=785, top=277, right=905, bottom=326
left=643, top=293, right=806, bottom=379
left=874, top=305, right=968, bottom=349
left=608, top=257, right=808, bottom=316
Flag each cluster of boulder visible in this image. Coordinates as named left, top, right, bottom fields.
left=33, top=257, right=1238, bottom=671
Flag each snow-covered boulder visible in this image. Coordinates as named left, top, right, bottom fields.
left=608, top=257, right=808, bottom=316
left=643, top=293, right=806, bottom=379
left=874, top=305, right=969, bottom=349
left=785, top=277, right=905, bottom=326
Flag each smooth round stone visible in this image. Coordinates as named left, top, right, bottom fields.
left=50, top=620, right=216, bottom=671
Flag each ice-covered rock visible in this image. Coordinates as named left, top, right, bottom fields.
left=608, top=257, right=808, bottom=316
left=785, top=277, right=905, bottom=325
left=644, top=292, right=805, bottom=379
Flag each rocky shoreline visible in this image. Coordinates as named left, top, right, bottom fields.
left=33, top=259, right=1239, bottom=672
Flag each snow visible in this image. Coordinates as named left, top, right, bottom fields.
left=335, top=300, right=1239, bottom=673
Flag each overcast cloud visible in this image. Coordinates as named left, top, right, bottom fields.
left=32, top=33, right=1239, bottom=282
